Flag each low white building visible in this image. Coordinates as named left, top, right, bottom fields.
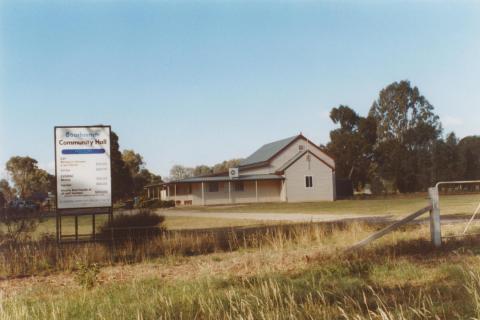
left=145, top=134, right=336, bottom=205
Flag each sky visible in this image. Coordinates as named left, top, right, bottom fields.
left=1, top=0, right=479, bottom=178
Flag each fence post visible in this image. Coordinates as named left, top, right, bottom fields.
left=428, top=187, right=442, bottom=248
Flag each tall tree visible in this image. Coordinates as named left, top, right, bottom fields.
left=432, top=132, right=462, bottom=182
left=5, top=156, right=54, bottom=198
left=326, top=106, right=377, bottom=189
left=212, top=159, right=242, bottom=174
left=132, top=169, right=162, bottom=194
left=457, top=136, right=480, bottom=180
left=121, top=149, right=162, bottom=195
left=0, top=179, right=15, bottom=202
left=0, top=191, right=5, bottom=209
left=369, top=80, right=441, bottom=143
left=122, top=150, right=145, bottom=176
left=369, top=80, right=441, bottom=192
left=169, top=165, right=194, bottom=181
left=193, top=165, right=213, bottom=177
left=110, top=131, right=133, bottom=201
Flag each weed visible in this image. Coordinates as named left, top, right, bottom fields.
left=74, top=262, right=100, bottom=289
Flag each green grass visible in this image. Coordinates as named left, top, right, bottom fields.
left=173, top=193, right=480, bottom=216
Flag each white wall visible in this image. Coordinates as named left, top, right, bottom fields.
left=284, top=152, right=335, bottom=202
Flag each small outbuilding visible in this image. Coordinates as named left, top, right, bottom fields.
left=145, top=134, right=335, bottom=205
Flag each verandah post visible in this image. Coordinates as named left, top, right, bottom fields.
left=428, top=187, right=442, bottom=248
left=174, top=184, right=177, bottom=204
left=228, top=181, right=232, bottom=203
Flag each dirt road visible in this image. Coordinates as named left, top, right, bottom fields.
left=157, top=210, right=381, bottom=223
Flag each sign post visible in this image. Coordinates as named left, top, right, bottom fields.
left=54, top=125, right=113, bottom=243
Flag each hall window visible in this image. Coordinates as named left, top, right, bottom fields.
left=234, top=181, right=244, bottom=192
left=305, top=176, right=313, bottom=188
left=208, top=182, right=219, bottom=192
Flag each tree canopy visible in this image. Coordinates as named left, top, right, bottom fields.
left=326, top=106, right=376, bottom=190
left=169, top=159, right=243, bottom=181
left=327, top=80, right=476, bottom=194
left=5, top=156, right=54, bottom=198
left=121, top=149, right=160, bottom=194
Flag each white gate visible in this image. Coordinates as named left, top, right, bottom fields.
left=431, top=180, right=480, bottom=243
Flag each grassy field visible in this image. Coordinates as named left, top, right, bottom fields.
left=3, top=222, right=480, bottom=319
left=172, top=193, right=480, bottom=216
left=27, top=215, right=271, bottom=238
left=3, top=194, right=480, bottom=319
left=5, top=193, right=480, bottom=239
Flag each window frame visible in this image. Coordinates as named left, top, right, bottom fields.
left=305, top=175, right=313, bottom=189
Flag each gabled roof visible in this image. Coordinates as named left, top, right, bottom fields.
left=239, top=135, right=299, bottom=167
left=275, top=150, right=335, bottom=173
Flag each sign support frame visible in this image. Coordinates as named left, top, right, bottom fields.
left=54, top=125, right=114, bottom=244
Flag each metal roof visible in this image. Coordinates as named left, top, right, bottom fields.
left=147, top=174, right=284, bottom=186
left=239, top=135, right=299, bottom=167
left=275, top=150, right=309, bottom=172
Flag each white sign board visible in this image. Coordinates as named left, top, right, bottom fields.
left=55, top=126, right=112, bottom=209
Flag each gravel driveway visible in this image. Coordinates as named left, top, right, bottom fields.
left=157, top=210, right=381, bottom=223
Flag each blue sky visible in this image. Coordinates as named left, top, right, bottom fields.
left=1, top=0, right=479, bottom=178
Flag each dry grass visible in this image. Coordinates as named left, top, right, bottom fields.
left=2, top=221, right=480, bottom=319
left=3, top=193, right=480, bottom=319
left=0, top=221, right=365, bottom=278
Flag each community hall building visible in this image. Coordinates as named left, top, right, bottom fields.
left=145, top=134, right=336, bottom=206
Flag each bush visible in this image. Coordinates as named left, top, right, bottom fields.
left=98, top=209, right=166, bottom=242
left=137, top=199, right=175, bottom=209
left=0, top=208, right=44, bottom=243
left=74, top=262, right=100, bottom=289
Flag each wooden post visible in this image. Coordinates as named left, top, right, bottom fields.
left=428, top=187, right=442, bottom=248
left=75, top=215, right=78, bottom=242
left=201, top=182, right=205, bottom=206
left=56, top=213, right=60, bottom=243
left=92, top=214, right=96, bottom=241
left=255, top=180, right=258, bottom=202
left=59, top=215, right=62, bottom=241
left=174, top=184, right=177, bottom=203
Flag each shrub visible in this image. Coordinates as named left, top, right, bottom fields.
left=0, top=208, right=44, bottom=243
left=98, top=209, right=166, bottom=242
left=137, top=199, right=175, bottom=209
left=74, top=262, right=100, bottom=289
